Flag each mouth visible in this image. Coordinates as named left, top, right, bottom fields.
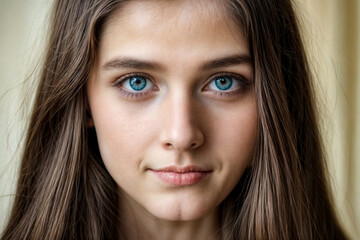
left=149, top=166, right=212, bottom=186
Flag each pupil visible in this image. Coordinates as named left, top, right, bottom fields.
left=215, top=77, right=232, bottom=90
left=130, top=77, right=146, bottom=91
left=134, top=79, right=141, bottom=85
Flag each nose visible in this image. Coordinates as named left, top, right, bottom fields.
left=159, top=92, right=204, bottom=151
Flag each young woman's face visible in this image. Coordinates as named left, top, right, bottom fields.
left=87, top=0, right=257, bottom=221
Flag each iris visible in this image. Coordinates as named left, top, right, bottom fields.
left=214, top=77, right=232, bottom=91
left=130, top=76, right=147, bottom=91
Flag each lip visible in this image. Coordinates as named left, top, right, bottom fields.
left=150, top=166, right=212, bottom=186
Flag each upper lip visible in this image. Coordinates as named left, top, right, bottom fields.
left=150, top=166, right=211, bottom=173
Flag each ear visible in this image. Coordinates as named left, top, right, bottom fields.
left=85, top=97, right=94, bottom=128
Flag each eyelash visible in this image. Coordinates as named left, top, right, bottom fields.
left=203, top=72, right=251, bottom=98
left=113, top=72, right=251, bottom=100
left=113, top=73, right=158, bottom=99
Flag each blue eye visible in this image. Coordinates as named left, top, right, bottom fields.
left=208, top=75, right=240, bottom=92
left=120, top=75, right=154, bottom=92
left=129, top=76, right=147, bottom=91
left=214, top=76, right=233, bottom=90
left=114, top=74, right=158, bottom=99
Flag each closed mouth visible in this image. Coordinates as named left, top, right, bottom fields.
left=150, top=166, right=212, bottom=186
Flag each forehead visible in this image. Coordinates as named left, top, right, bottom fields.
left=101, top=0, right=244, bottom=45
left=97, top=0, right=248, bottom=68
left=111, top=1, right=230, bottom=28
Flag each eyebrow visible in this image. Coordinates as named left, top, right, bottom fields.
left=102, top=57, right=165, bottom=71
left=199, top=54, right=251, bottom=70
left=102, top=54, right=251, bottom=71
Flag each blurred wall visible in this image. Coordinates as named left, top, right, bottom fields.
left=0, top=0, right=359, bottom=238
left=299, top=0, right=359, bottom=238
left=0, top=0, right=51, bottom=232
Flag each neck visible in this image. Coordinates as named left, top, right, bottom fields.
left=119, top=193, right=221, bottom=240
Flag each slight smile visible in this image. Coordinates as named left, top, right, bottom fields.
left=149, top=166, right=212, bottom=186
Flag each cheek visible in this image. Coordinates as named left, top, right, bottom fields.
left=89, top=98, right=157, bottom=173
left=213, top=104, right=258, bottom=200
left=210, top=101, right=258, bottom=168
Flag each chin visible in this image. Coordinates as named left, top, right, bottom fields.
left=145, top=196, right=217, bottom=221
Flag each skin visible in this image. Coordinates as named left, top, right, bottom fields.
left=87, top=0, right=258, bottom=239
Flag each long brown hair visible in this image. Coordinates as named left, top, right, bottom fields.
left=1, top=0, right=348, bottom=239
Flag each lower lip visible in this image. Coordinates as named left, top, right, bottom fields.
left=151, top=171, right=210, bottom=186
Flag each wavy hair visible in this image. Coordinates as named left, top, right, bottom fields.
left=1, top=0, right=348, bottom=239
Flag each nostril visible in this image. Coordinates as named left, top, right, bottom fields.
left=164, top=143, right=173, bottom=149
left=190, top=141, right=203, bottom=149
left=160, top=130, right=204, bottom=151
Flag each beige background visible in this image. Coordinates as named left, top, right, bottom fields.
left=0, top=0, right=359, bottom=238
